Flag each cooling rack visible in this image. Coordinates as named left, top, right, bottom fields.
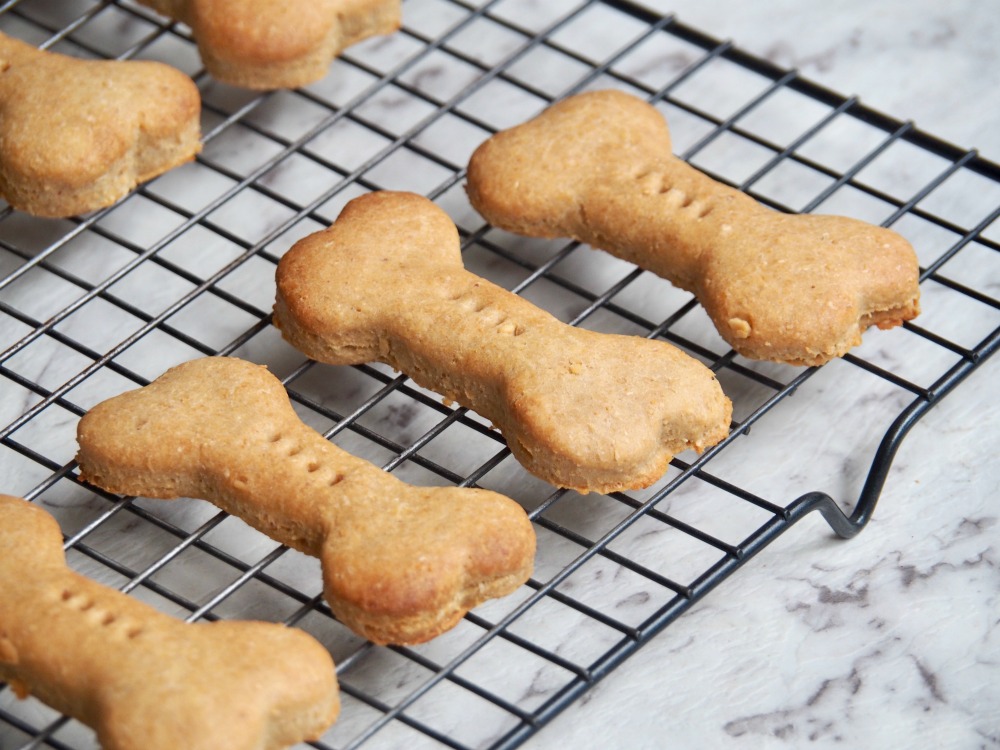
left=1, top=0, right=998, bottom=748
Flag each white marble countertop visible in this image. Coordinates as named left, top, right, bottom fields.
left=641, top=0, right=1000, bottom=159
left=0, top=1, right=997, bottom=749
left=534, top=2, right=1000, bottom=749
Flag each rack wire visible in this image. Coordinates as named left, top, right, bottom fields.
left=1, top=0, right=998, bottom=748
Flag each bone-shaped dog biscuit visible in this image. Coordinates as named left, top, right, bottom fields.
left=466, top=90, right=921, bottom=366
left=137, top=0, right=401, bottom=89
left=0, top=32, right=201, bottom=218
left=273, top=191, right=731, bottom=493
left=76, top=356, right=535, bottom=645
left=0, top=494, right=339, bottom=750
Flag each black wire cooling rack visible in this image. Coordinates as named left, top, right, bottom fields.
left=1, top=1, right=998, bottom=748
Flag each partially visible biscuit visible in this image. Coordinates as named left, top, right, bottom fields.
left=0, top=32, right=201, bottom=218
left=0, top=493, right=339, bottom=750
left=138, top=0, right=401, bottom=89
left=466, top=90, right=921, bottom=366
left=273, top=191, right=731, bottom=494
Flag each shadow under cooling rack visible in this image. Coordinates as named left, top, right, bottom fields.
left=0, top=1, right=998, bottom=749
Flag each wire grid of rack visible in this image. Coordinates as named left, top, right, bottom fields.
left=1, top=0, right=999, bottom=748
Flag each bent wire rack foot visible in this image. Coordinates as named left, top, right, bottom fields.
left=1, top=1, right=998, bottom=749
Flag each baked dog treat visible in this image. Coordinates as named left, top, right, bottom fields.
left=137, top=0, right=401, bottom=89
left=76, top=356, right=535, bottom=646
left=273, top=191, right=731, bottom=494
left=466, top=89, right=921, bottom=366
left=0, top=493, right=339, bottom=750
left=0, top=32, right=201, bottom=218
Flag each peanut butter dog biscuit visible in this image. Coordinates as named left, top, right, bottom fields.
left=137, top=0, right=401, bottom=89
left=466, top=89, right=921, bottom=366
left=0, top=493, right=339, bottom=750
left=273, top=191, right=731, bottom=494
left=0, top=32, right=201, bottom=218
left=76, top=356, right=535, bottom=646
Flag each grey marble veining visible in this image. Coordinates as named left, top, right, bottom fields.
left=637, top=0, right=1000, bottom=159
left=531, top=6, right=1000, bottom=747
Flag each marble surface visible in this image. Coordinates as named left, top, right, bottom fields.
left=538, top=362, right=1000, bottom=749
left=0, top=1, right=997, bottom=749
left=639, top=0, right=1000, bottom=159
left=535, top=2, right=1000, bottom=749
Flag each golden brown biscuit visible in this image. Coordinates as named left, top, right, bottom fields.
left=75, top=356, right=535, bottom=646
left=0, top=493, right=339, bottom=750
left=0, top=32, right=201, bottom=218
left=138, top=0, right=401, bottom=89
left=273, top=191, right=731, bottom=494
left=466, top=89, right=921, bottom=366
